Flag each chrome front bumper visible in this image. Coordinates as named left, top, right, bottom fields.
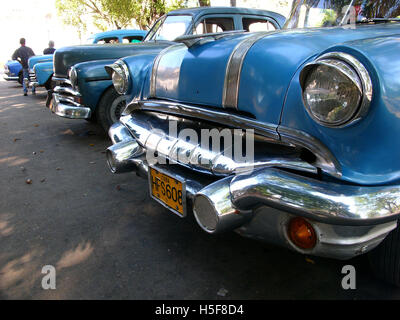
left=50, top=86, right=91, bottom=119
left=106, top=113, right=400, bottom=260
left=3, top=73, right=18, bottom=81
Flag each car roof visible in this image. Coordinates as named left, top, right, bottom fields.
left=167, top=6, right=283, bottom=19
left=87, top=29, right=147, bottom=40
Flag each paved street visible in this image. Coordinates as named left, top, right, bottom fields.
left=0, top=80, right=399, bottom=299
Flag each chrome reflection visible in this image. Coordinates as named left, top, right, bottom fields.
left=120, top=110, right=317, bottom=176
left=123, top=99, right=341, bottom=177
left=231, top=167, right=400, bottom=226
left=193, top=176, right=252, bottom=234
left=106, top=140, right=144, bottom=174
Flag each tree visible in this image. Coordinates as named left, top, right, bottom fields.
left=133, top=0, right=187, bottom=30
left=55, top=0, right=187, bottom=32
left=198, top=0, right=210, bottom=6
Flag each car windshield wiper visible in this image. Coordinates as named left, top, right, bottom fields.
left=356, top=18, right=400, bottom=24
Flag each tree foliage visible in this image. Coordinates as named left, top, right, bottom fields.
left=55, top=0, right=188, bottom=32
left=198, top=0, right=210, bottom=6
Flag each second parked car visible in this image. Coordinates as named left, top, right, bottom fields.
left=49, top=7, right=285, bottom=132
left=29, top=29, right=147, bottom=94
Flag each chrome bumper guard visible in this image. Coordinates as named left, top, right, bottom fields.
left=29, top=72, right=38, bottom=88
left=50, top=86, right=91, bottom=119
left=107, top=115, right=400, bottom=260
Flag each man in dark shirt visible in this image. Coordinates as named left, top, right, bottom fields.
left=12, top=38, right=35, bottom=96
left=43, top=41, right=56, bottom=55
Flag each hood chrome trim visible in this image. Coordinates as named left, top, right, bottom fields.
left=222, top=32, right=270, bottom=109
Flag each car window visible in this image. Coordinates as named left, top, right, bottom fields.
left=195, top=17, right=235, bottom=34
left=96, top=37, right=119, bottom=44
left=122, top=36, right=144, bottom=44
left=146, top=15, right=192, bottom=41
left=242, top=18, right=277, bottom=32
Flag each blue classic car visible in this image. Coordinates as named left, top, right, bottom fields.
left=29, top=29, right=147, bottom=92
left=3, top=54, right=53, bottom=85
left=3, top=60, right=23, bottom=83
left=49, top=7, right=285, bottom=132
left=106, top=0, right=400, bottom=286
left=28, top=55, right=54, bottom=91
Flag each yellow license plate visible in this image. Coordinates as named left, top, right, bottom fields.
left=149, top=167, right=186, bottom=217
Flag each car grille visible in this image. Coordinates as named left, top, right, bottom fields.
left=29, top=71, right=37, bottom=83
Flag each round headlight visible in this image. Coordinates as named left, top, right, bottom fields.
left=111, top=61, right=129, bottom=95
left=300, top=53, right=372, bottom=128
left=69, top=67, right=78, bottom=90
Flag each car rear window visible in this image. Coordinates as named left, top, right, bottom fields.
left=195, top=17, right=235, bottom=34
left=122, top=36, right=144, bottom=43
left=96, top=37, right=119, bottom=44
left=242, top=18, right=277, bottom=32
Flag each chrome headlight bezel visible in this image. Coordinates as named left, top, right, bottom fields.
left=106, top=60, right=130, bottom=95
left=300, top=52, right=373, bottom=128
left=69, top=67, right=78, bottom=90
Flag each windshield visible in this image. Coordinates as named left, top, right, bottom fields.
left=143, top=15, right=192, bottom=41
left=284, top=0, right=400, bottom=29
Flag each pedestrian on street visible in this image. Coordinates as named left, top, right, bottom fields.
left=43, top=41, right=56, bottom=55
left=12, top=38, right=35, bottom=96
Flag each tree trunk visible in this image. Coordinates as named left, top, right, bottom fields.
left=198, top=0, right=210, bottom=6
left=230, top=0, right=236, bottom=6
left=290, top=0, right=298, bottom=14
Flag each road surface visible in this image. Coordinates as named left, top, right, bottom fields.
left=0, top=80, right=399, bottom=299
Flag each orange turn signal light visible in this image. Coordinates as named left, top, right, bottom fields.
left=74, top=96, right=83, bottom=105
left=288, top=217, right=317, bottom=250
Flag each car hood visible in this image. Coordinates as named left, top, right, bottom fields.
left=54, top=41, right=173, bottom=79
left=148, top=24, right=400, bottom=185
left=28, top=55, right=53, bottom=70
left=150, top=24, right=400, bottom=124
left=6, top=60, right=20, bottom=66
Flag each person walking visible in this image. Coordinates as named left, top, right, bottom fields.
left=12, top=38, right=35, bottom=96
left=43, top=41, right=56, bottom=55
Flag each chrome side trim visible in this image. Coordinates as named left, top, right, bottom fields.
left=150, top=44, right=185, bottom=98
left=124, top=99, right=341, bottom=177
left=278, top=125, right=341, bottom=177
left=175, top=30, right=246, bottom=48
left=222, top=32, right=269, bottom=109
left=231, top=167, right=400, bottom=226
left=125, top=100, right=279, bottom=140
